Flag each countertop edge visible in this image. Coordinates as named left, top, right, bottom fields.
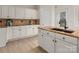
left=38, top=27, right=79, bottom=38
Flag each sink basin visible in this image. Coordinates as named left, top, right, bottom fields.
left=50, top=28, right=74, bottom=33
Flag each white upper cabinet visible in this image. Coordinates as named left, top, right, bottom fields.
left=25, top=8, right=38, bottom=19
left=31, top=25, right=38, bottom=35
left=40, top=5, right=55, bottom=26
left=15, top=7, right=25, bottom=19
left=25, top=9, right=32, bottom=19
left=0, top=6, right=2, bottom=18
left=8, top=6, right=15, bottom=19
left=1, top=6, right=8, bottom=18
left=0, top=6, right=38, bottom=19
left=55, top=6, right=75, bottom=30
left=31, top=9, right=38, bottom=19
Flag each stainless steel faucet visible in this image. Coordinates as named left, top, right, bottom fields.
left=59, top=19, right=68, bottom=30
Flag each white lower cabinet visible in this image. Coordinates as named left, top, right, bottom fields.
left=20, top=26, right=28, bottom=38
left=38, top=29, right=55, bottom=53
left=27, top=26, right=34, bottom=36
left=27, top=25, right=38, bottom=37
left=45, top=32, right=55, bottom=53
left=7, top=27, right=13, bottom=40
left=55, top=39, right=77, bottom=53
left=0, top=25, right=38, bottom=47
left=38, top=29, right=77, bottom=53
left=7, top=25, right=38, bottom=40
left=0, top=28, right=7, bottom=47
left=13, top=26, right=21, bottom=39
left=30, top=25, right=38, bottom=36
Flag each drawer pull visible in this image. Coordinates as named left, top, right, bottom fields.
left=63, top=37, right=65, bottom=39
left=54, top=40, right=57, bottom=43
left=52, top=40, right=57, bottom=43
left=47, top=33, right=49, bottom=34
left=41, top=35, right=43, bottom=36
left=52, top=40, right=54, bottom=42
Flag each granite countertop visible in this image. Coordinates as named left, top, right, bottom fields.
left=38, top=26, right=79, bottom=38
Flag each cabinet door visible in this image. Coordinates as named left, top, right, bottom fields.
left=45, top=31, right=55, bottom=53
left=20, top=26, right=27, bottom=38
left=33, top=26, right=38, bottom=35
left=38, top=29, right=48, bottom=51
left=0, top=6, right=2, bottom=18
left=1, top=6, right=8, bottom=18
left=29, top=25, right=38, bottom=36
left=13, top=26, right=21, bottom=39
left=38, top=29, right=55, bottom=53
left=32, top=25, right=38, bottom=35
left=15, top=7, right=25, bottom=19
left=31, top=9, right=38, bottom=19
left=25, top=9, right=32, bottom=19
left=26, top=26, right=33, bottom=36
left=55, top=39, right=77, bottom=53
left=8, top=6, right=15, bottom=18
left=0, top=28, right=7, bottom=47
left=7, top=27, right=13, bottom=40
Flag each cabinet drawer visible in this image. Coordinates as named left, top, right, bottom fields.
left=45, top=30, right=55, bottom=36
left=55, top=33, right=77, bottom=45
left=63, top=35, right=77, bottom=45
left=55, top=33, right=64, bottom=40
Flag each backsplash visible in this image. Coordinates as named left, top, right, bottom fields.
left=0, top=19, right=39, bottom=27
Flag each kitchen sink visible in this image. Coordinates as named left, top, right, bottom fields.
left=50, top=28, right=74, bottom=33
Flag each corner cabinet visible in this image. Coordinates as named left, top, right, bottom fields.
left=38, top=29, right=77, bottom=53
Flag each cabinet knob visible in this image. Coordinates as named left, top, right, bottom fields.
left=52, top=40, right=54, bottom=42
left=41, top=35, right=43, bottom=36
left=54, top=40, right=57, bottom=43
left=63, top=37, right=65, bottom=39
left=19, top=29, right=21, bottom=31
left=47, top=33, right=49, bottom=34
left=52, top=40, right=57, bottom=43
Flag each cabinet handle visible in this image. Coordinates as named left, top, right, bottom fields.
left=19, top=29, right=21, bottom=31
left=41, top=35, right=43, bottom=36
left=54, top=40, right=57, bottom=43
left=47, top=33, right=49, bottom=34
left=52, top=40, right=55, bottom=42
left=63, top=37, right=65, bottom=39
left=52, top=40, right=57, bottom=43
